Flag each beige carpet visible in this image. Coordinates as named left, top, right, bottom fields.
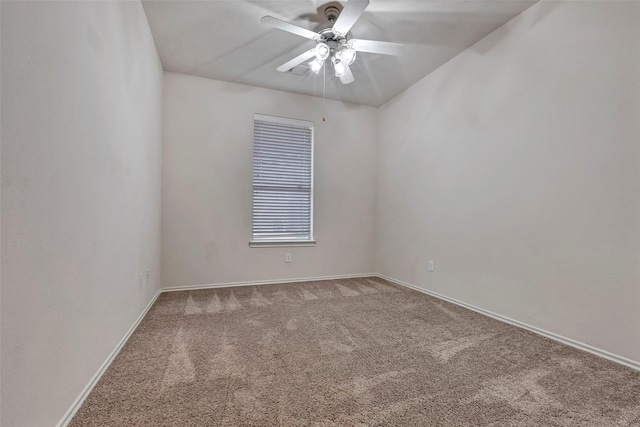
left=70, top=277, right=640, bottom=426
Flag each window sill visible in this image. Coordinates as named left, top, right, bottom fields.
left=249, top=240, right=316, bottom=248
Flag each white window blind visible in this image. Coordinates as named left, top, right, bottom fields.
left=252, top=114, right=313, bottom=242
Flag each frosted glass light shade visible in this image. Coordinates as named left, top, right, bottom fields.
left=309, top=58, right=324, bottom=74
left=315, top=43, right=330, bottom=61
left=337, top=47, right=356, bottom=65
left=332, top=56, right=348, bottom=77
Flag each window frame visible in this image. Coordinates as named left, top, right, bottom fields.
left=249, top=113, right=316, bottom=248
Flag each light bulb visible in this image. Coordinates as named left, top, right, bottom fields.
left=337, top=46, right=356, bottom=66
left=308, top=58, right=324, bottom=74
left=315, top=43, right=330, bottom=61
left=332, top=56, right=348, bottom=77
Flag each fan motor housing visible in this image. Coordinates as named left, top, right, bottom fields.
left=318, top=28, right=346, bottom=45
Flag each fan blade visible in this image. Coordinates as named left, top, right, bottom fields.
left=332, top=0, right=369, bottom=36
left=261, top=16, right=319, bottom=40
left=350, top=39, right=405, bottom=56
left=339, top=66, right=355, bottom=85
left=276, top=48, right=316, bottom=72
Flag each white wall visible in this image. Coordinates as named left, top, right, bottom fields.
left=162, top=72, right=377, bottom=287
left=377, top=1, right=640, bottom=363
left=0, top=2, right=163, bottom=425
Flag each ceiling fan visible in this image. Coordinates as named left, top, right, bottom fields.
left=261, top=0, right=404, bottom=85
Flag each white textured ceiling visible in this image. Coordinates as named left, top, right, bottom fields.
left=142, top=1, right=536, bottom=107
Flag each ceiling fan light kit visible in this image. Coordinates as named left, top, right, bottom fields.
left=261, top=0, right=404, bottom=85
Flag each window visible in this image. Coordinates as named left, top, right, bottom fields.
left=250, top=114, right=315, bottom=247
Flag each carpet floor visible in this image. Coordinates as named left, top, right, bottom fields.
left=70, top=277, right=640, bottom=426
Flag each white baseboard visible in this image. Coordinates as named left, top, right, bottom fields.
left=378, top=274, right=640, bottom=372
left=56, top=289, right=162, bottom=427
left=160, top=273, right=377, bottom=292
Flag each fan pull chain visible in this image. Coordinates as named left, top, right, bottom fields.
left=322, top=61, right=326, bottom=122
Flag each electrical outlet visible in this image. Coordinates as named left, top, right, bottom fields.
left=428, top=260, right=434, bottom=272
left=145, top=270, right=150, bottom=283
left=285, top=253, right=292, bottom=263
